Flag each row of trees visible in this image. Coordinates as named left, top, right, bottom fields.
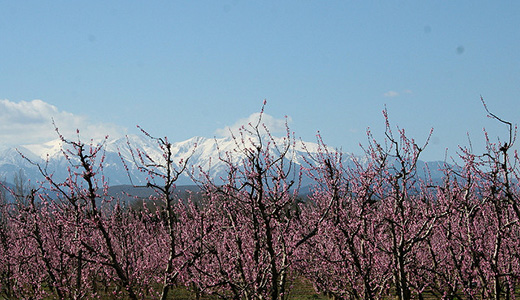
left=1, top=102, right=520, bottom=299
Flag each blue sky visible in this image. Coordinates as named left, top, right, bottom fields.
left=1, top=1, right=520, bottom=161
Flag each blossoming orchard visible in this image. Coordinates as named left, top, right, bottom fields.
left=1, top=102, right=520, bottom=300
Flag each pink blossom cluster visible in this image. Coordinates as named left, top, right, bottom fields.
left=1, top=105, right=520, bottom=300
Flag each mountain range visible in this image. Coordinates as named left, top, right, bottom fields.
left=0, top=134, right=447, bottom=188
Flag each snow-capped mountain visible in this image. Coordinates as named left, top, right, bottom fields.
left=0, top=134, right=323, bottom=186
left=0, top=134, right=446, bottom=187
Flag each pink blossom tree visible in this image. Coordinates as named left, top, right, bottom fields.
left=298, top=133, right=391, bottom=300
left=191, top=103, right=329, bottom=300
left=21, top=128, right=143, bottom=299
left=430, top=98, right=520, bottom=299
left=123, top=126, right=206, bottom=300
left=300, top=109, right=444, bottom=300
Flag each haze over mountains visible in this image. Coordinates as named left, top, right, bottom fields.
left=0, top=133, right=447, bottom=187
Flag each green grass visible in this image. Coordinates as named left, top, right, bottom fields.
left=80, top=278, right=327, bottom=300
left=164, top=279, right=328, bottom=300
left=18, top=279, right=520, bottom=299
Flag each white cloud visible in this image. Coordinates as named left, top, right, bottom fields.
left=215, top=112, right=292, bottom=137
left=383, top=90, right=413, bottom=98
left=383, top=91, right=399, bottom=98
left=0, top=99, right=125, bottom=146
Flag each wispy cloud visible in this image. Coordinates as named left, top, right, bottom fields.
left=383, top=91, right=400, bottom=98
left=215, top=112, right=292, bottom=137
left=383, top=89, right=413, bottom=98
left=0, top=99, right=126, bottom=146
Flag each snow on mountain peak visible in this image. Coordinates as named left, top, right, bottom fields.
left=23, top=139, right=64, bottom=160
left=0, top=132, right=360, bottom=186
